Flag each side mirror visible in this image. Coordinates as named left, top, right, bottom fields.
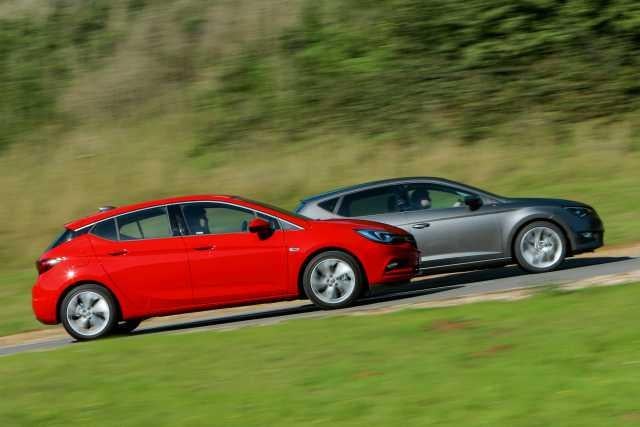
left=464, top=195, right=483, bottom=211
left=248, top=217, right=273, bottom=237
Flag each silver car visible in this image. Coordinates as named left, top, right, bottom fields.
left=296, top=177, right=604, bottom=274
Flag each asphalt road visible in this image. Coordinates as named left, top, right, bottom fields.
left=2, top=255, right=639, bottom=357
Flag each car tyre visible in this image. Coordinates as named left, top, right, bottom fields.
left=303, top=251, right=363, bottom=309
left=514, top=221, right=567, bottom=273
left=60, top=284, right=117, bottom=341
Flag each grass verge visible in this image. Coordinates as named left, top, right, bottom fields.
left=2, top=283, right=640, bottom=426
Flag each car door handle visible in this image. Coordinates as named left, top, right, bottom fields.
left=412, top=223, right=430, bottom=229
left=109, top=249, right=128, bottom=256
left=193, top=245, right=215, bottom=251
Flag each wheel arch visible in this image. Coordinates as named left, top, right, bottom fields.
left=297, top=247, right=369, bottom=299
left=508, top=217, right=573, bottom=259
left=56, top=281, right=122, bottom=324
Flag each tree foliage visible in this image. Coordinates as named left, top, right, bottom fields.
left=203, top=0, right=640, bottom=144
left=0, top=0, right=116, bottom=147
left=3, top=0, right=640, bottom=149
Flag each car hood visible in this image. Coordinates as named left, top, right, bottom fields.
left=310, top=218, right=409, bottom=234
left=501, top=197, right=591, bottom=209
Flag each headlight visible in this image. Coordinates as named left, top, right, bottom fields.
left=356, top=229, right=411, bottom=244
left=564, top=206, right=593, bottom=218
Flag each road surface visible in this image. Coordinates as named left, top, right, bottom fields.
left=2, top=255, right=639, bottom=357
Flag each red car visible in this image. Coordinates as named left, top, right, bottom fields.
left=33, top=195, right=419, bottom=340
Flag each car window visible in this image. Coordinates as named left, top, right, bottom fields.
left=405, top=183, right=472, bottom=211
left=318, top=197, right=339, bottom=213
left=91, top=219, right=118, bottom=241
left=256, top=212, right=281, bottom=231
left=117, top=207, right=172, bottom=240
left=338, top=185, right=406, bottom=217
left=46, top=227, right=90, bottom=250
left=167, top=204, right=188, bottom=236
left=181, top=203, right=280, bottom=235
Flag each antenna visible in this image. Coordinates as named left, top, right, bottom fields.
left=98, top=206, right=116, bottom=212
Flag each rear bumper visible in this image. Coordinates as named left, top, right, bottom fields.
left=32, top=281, right=59, bottom=325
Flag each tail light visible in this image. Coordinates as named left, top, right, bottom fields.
left=36, top=257, right=63, bottom=275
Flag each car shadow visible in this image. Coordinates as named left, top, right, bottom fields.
left=131, top=304, right=320, bottom=336
left=402, top=256, right=632, bottom=291
left=130, top=256, right=631, bottom=338
left=132, top=285, right=465, bottom=337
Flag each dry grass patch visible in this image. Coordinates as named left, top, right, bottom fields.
left=429, top=319, right=476, bottom=333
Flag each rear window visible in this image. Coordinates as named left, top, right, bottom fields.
left=46, top=228, right=89, bottom=251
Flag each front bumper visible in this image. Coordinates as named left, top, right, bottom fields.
left=572, top=230, right=604, bottom=255
left=564, top=209, right=604, bottom=255
left=365, top=244, right=420, bottom=286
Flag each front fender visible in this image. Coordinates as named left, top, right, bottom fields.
left=503, top=209, right=575, bottom=258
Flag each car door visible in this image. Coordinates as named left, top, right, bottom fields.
left=398, top=183, right=504, bottom=268
left=88, top=207, right=192, bottom=313
left=179, top=202, right=288, bottom=305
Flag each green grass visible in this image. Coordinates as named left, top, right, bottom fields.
left=2, top=284, right=640, bottom=426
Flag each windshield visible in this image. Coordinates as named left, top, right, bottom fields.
left=234, top=197, right=310, bottom=221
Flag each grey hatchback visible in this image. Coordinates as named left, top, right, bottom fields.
left=296, top=178, right=604, bottom=274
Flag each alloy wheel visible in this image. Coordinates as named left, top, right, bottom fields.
left=520, top=226, right=564, bottom=269
left=65, top=290, right=112, bottom=338
left=309, top=258, right=357, bottom=304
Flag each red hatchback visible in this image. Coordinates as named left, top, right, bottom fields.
left=33, top=195, right=419, bottom=340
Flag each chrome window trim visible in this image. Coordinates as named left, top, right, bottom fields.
left=78, top=200, right=304, bottom=235
left=175, top=201, right=303, bottom=233
left=310, top=178, right=501, bottom=213
left=179, top=201, right=277, bottom=237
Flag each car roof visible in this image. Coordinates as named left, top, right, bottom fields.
left=65, top=195, right=250, bottom=230
left=300, top=177, right=499, bottom=204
